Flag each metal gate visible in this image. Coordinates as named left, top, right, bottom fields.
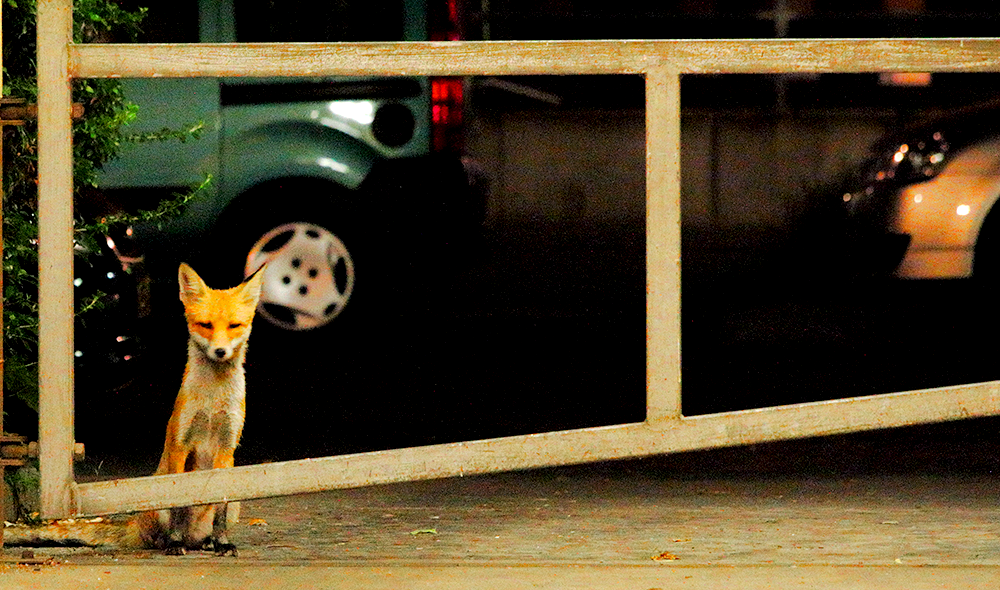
left=32, top=0, right=1000, bottom=518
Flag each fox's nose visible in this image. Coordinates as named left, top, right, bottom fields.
left=214, top=348, right=227, bottom=359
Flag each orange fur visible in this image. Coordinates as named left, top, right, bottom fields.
left=135, top=263, right=264, bottom=556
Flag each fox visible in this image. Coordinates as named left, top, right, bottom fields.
left=2, top=264, right=266, bottom=553
left=132, top=262, right=266, bottom=556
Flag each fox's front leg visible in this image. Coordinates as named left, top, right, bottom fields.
left=161, top=445, right=192, bottom=555
left=209, top=447, right=238, bottom=557
left=208, top=503, right=236, bottom=556
left=164, top=506, right=192, bottom=555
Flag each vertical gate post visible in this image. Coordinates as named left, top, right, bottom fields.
left=36, top=0, right=77, bottom=519
left=0, top=0, right=4, bottom=435
left=1, top=0, right=6, bottom=545
left=644, top=65, right=683, bottom=424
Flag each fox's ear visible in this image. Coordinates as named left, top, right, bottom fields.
left=240, top=263, right=266, bottom=307
left=178, top=263, right=209, bottom=304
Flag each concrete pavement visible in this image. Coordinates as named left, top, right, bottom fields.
left=3, top=460, right=999, bottom=588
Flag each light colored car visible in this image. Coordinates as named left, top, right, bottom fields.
left=845, top=105, right=1000, bottom=280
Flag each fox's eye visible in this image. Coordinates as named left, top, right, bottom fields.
left=228, top=323, right=243, bottom=329
left=196, top=322, right=212, bottom=329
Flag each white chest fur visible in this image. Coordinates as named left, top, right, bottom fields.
left=173, top=340, right=248, bottom=453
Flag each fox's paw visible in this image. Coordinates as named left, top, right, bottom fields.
left=214, top=543, right=238, bottom=557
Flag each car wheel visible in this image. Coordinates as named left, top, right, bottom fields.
left=209, top=165, right=481, bottom=334
left=244, top=222, right=355, bottom=330
left=209, top=179, right=364, bottom=332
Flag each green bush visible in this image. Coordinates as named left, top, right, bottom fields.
left=3, top=0, right=200, bottom=418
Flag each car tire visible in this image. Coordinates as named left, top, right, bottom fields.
left=207, top=162, right=481, bottom=337
left=207, top=178, right=368, bottom=334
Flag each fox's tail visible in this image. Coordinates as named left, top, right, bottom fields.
left=4, top=504, right=241, bottom=549
left=3, top=517, right=146, bottom=549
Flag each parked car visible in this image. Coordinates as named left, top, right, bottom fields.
left=844, top=101, right=1000, bottom=281
left=97, top=0, right=482, bottom=335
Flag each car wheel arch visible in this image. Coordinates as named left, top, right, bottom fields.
left=219, top=121, right=380, bottom=204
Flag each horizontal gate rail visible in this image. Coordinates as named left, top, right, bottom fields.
left=78, top=382, right=1000, bottom=515
left=35, top=0, right=1000, bottom=519
left=72, top=38, right=1000, bottom=77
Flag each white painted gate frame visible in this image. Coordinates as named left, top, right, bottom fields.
left=34, top=0, right=1000, bottom=518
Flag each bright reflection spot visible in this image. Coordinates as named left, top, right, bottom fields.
left=929, top=153, right=944, bottom=164
left=74, top=350, right=83, bottom=358
left=316, top=157, right=349, bottom=174
left=913, top=194, right=923, bottom=203
left=106, top=236, right=116, bottom=250
left=106, top=271, right=116, bottom=280
left=327, top=101, right=375, bottom=125
left=893, top=151, right=905, bottom=163
left=73, top=278, right=83, bottom=287
left=842, top=193, right=852, bottom=203
left=880, top=72, right=932, bottom=86
left=116, top=335, right=125, bottom=342
left=957, top=204, right=971, bottom=216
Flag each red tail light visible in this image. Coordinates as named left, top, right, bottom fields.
left=431, top=77, right=464, bottom=153
left=429, top=0, right=464, bottom=152
left=429, top=0, right=461, bottom=41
